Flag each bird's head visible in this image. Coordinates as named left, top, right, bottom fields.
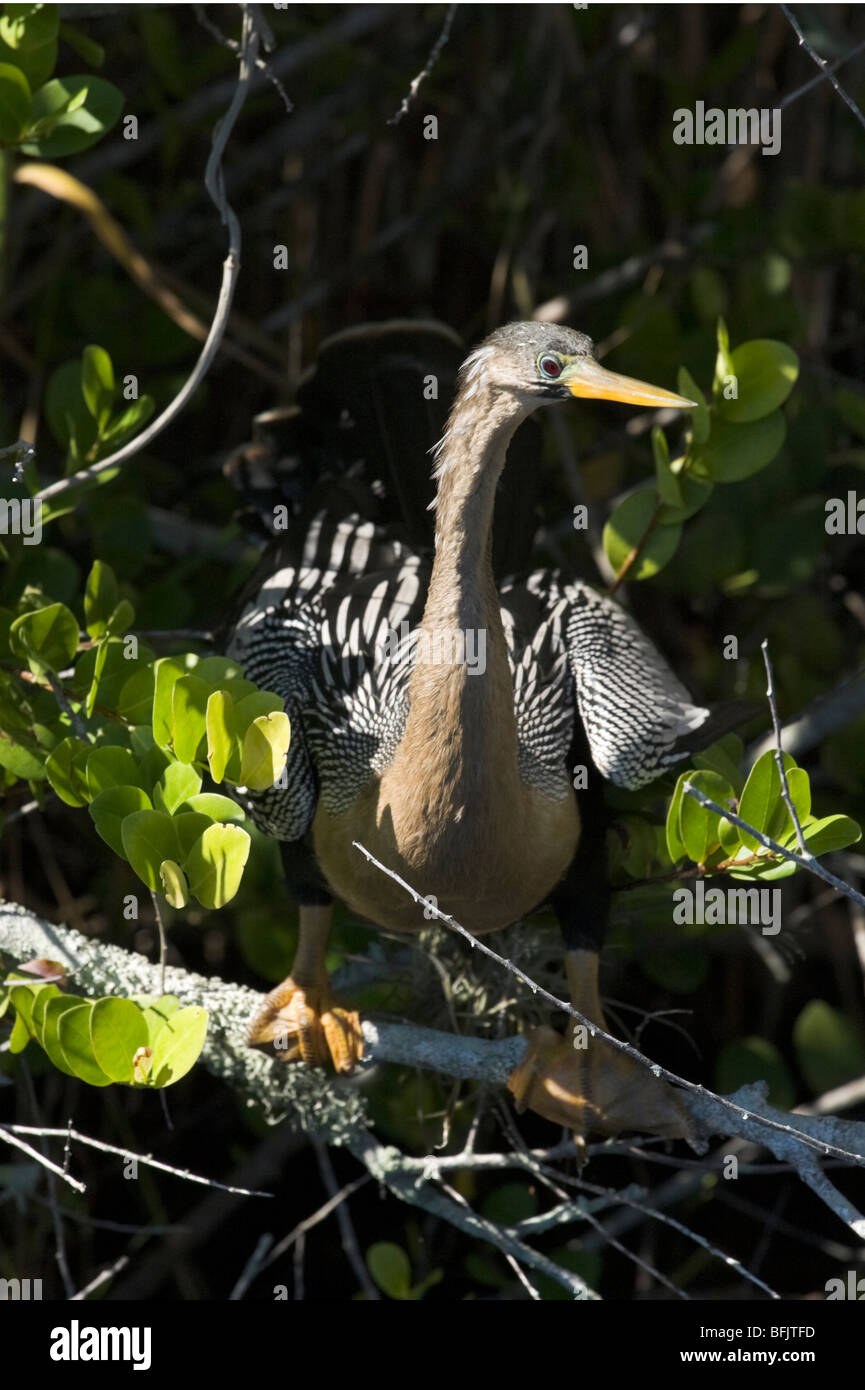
left=464, top=322, right=696, bottom=413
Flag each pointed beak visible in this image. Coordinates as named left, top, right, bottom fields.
left=560, top=357, right=696, bottom=410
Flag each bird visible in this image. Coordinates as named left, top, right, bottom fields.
left=224, top=319, right=741, bottom=1143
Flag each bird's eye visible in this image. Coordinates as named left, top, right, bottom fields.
left=538, top=354, right=563, bottom=379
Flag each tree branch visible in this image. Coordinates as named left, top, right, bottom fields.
left=3, top=897, right=865, bottom=1250
left=32, top=4, right=262, bottom=507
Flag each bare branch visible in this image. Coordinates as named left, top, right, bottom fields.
left=387, top=4, right=457, bottom=126
left=782, top=6, right=865, bottom=135
left=32, top=5, right=263, bottom=507
left=0, top=1122, right=86, bottom=1194
left=3, top=897, right=865, bottom=1255
left=761, top=637, right=808, bottom=853
left=6, top=1124, right=273, bottom=1198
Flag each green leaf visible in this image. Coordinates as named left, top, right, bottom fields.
left=603, top=486, right=681, bottom=581
left=71, top=638, right=151, bottom=713
left=716, top=340, right=799, bottom=423
left=657, top=470, right=713, bottom=525
left=179, top=792, right=246, bottom=823
left=20, top=73, right=122, bottom=157
left=607, top=814, right=657, bottom=879
left=366, top=1243, right=414, bottom=1300
left=766, top=766, right=811, bottom=842
left=41, top=995, right=81, bottom=1075
left=148, top=1005, right=207, bottom=1087
left=0, top=61, right=30, bottom=140
left=56, top=1001, right=112, bottom=1086
left=689, top=411, right=786, bottom=483
left=678, top=365, right=709, bottom=444
left=117, top=665, right=155, bottom=723
left=135, top=994, right=180, bottom=1047
left=152, top=657, right=187, bottom=749
left=7, top=982, right=38, bottom=1051
left=205, top=688, right=236, bottom=782
left=183, top=822, right=250, bottom=909
left=120, top=809, right=180, bottom=891
left=793, top=1000, right=865, bottom=1094
left=99, top=394, right=155, bottom=450
left=89, top=997, right=148, bottom=1084
left=152, top=761, right=201, bottom=815
left=737, top=750, right=793, bottom=851
left=193, top=656, right=246, bottom=687
left=0, top=5, right=57, bottom=88
left=30, top=981, right=61, bottom=1043
left=44, top=358, right=96, bottom=455
left=239, top=712, right=291, bottom=790
left=232, top=690, right=285, bottom=740
left=716, top=1037, right=796, bottom=1110
left=85, top=745, right=143, bottom=797
left=665, top=772, right=690, bottom=863
left=0, top=728, right=47, bottom=780
left=9, top=600, right=78, bottom=672
left=89, top=785, right=153, bottom=857
left=159, top=858, right=188, bottom=909
left=80, top=344, right=114, bottom=430
left=105, top=598, right=135, bottom=638
left=170, top=673, right=210, bottom=763
left=45, top=735, right=91, bottom=806
left=679, top=771, right=735, bottom=864
left=172, top=811, right=212, bottom=860
left=652, top=426, right=680, bottom=505
left=790, top=814, right=862, bottom=857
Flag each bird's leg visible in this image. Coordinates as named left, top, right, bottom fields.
left=507, top=949, right=695, bottom=1143
left=246, top=904, right=363, bottom=1073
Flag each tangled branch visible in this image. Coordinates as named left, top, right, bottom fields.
left=2, top=896, right=865, bottom=1268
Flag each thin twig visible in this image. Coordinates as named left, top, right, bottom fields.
left=312, top=1139, right=380, bottom=1300
left=387, top=4, right=457, bottom=126
left=761, top=638, right=808, bottom=853
left=33, top=6, right=262, bottom=507
left=262, top=1174, right=371, bottom=1271
left=150, top=891, right=168, bottom=996
left=781, top=6, right=865, bottom=135
left=19, top=1062, right=75, bottom=1296
left=229, top=1233, right=275, bottom=1300
left=0, top=1123, right=86, bottom=1193
left=71, top=1254, right=130, bottom=1301
left=6, top=1124, right=273, bottom=1197
left=781, top=35, right=865, bottom=109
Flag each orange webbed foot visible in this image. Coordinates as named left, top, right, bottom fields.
left=246, top=976, right=363, bottom=1074
left=507, top=1022, right=696, bottom=1144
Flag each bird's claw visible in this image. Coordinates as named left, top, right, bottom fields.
left=246, top=976, right=363, bottom=1073
left=507, top=1024, right=696, bottom=1143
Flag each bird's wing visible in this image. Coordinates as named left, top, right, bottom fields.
left=226, top=514, right=428, bottom=834
left=507, top=570, right=742, bottom=791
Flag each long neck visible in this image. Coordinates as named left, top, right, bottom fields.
left=388, top=386, right=529, bottom=850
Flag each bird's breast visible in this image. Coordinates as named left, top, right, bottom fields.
left=312, top=776, right=580, bottom=935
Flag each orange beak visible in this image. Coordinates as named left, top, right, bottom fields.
left=561, top=357, right=696, bottom=410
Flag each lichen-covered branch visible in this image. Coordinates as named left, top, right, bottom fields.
left=2, top=899, right=865, bottom=1250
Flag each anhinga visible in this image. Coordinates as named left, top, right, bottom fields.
left=226, top=320, right=734, bottom=1142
